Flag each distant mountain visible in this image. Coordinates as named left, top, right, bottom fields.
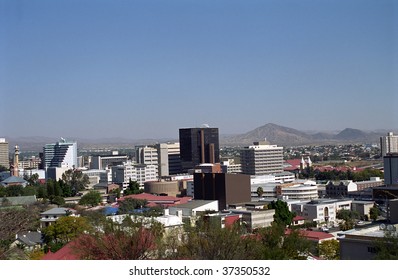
left=5, top=123, right=390, bottom=153
left=221, top=123, right=384, bottom=147
left=333, top=128, right=380, bottom=142
left=222, top=123, right=313, bottom=146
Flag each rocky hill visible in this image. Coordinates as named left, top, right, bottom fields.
left=220, top=123, right=384, bottom=147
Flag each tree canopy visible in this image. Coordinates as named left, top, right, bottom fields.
left=79, top=190, right=102, bottom=207
left=123, top=179, right=143, bottom=196
left=269, top=200, right=295, bottom=226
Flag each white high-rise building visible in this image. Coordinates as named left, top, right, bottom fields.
left=380, top=132, right=398, bottom=157
left=0, top=138, right=9, bottom=168
left=135, top=145, right=159, bottom=178
left=240, top=141, right=284, bottom=175
left=43, top=139, right=77, bottom=170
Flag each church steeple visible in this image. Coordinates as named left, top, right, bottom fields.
left=12, top=145, right=19, bottom=177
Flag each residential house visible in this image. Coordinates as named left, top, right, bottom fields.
left=40, top=207, right=77, bottom=228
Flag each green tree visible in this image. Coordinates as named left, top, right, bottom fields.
left=26, top=173, right=39, bottom=186
left=269, top=200, right=295, bottom=226
left=123, top=179, right=143, bottom=196
left=62, top=169, right=90, bottom=196
left=22, top=186, right=37, bottom=196
left=118, top=198, right=147, bottom=214
left=79, top=190, right=102, bottom=207
left=51, top=196, right=65, bottom=206
left=374, top=230, right=398, bottom=259
left=318, top=239, right=340, bottom=260
left=0, top=205, right=42, bottom=258
left=0, top=165, right=8, bottom=172
left=369, top=206, right=380, bottom=222
left=5, top=185, right=24, bottom=197
left=256, top=186, right=264, bottom=198
left=175, top=219, right=257, bottom=260
left=336, top=209, right=359, bottom=231
left=256, top=223, right=312, bottom=260
left=43, top=216, right=92, bottom=245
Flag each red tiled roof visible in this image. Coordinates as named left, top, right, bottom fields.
left=293, top=216, right=306, bottom=221
left=285, top=159, right=302, bottom=167
left=285, top=229, right=334, bottom=241
left=42, top=241, right=80, bottom=260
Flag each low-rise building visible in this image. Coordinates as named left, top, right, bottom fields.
left=168, top=200, right=219, bottom=217
left=325, top=180, right=358, bottom=198
left=40, top=207, right=77, bottom=228
left=339, top=224, right=397, bottom=260
left=291, top=199, right=352, bottom=225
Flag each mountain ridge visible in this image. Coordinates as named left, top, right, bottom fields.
left=4, top=124, right=396, bottom=152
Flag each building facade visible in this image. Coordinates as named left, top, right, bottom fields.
left=380, top=132, right=398, bottom=157
left=90, top=153, right=128, bottom=170
left=0, top=138, right=9, bottom=168
left=193, top=172, right=251, bottom=210
left=179, top=127, right=220, bottom=172
left=135, top=145, right=159, bottom=178
left=240, top=142, right=283, bottom=175
left=111, top=161, right=157, bottom=189
left=325, top=180, right=358, bottom=198
left=43, top=139, right=77, bottom=170
left=384, top=153, right=398, bottom=186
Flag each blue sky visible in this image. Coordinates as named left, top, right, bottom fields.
left=1, top=0, right=397, bottom=139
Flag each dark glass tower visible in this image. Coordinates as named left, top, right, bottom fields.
left=179, top=127, right=220, bottom=172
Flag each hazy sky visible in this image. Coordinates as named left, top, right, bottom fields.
left=1, top=0, right=397, bottom=139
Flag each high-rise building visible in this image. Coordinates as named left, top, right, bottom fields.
left=135, top=145, right=159, bottom=178
left=165, top=142, right=182, bottom=175
left=0, top=138, right=9, bottom=169
left=43, top=139, right=77, bottom=170
left=384, top=153, right=398, bottom=186
left=179, top=127, right=220, bottom=172
left=155, top=142, right=182, bottom=176
left=240, top=141, right=284, bottom=175
left=380, top=132, right=398, bottom=157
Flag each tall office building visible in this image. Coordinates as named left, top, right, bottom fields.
left=135, top=145, right=159, bottom=178
left=179, top=127, right=220, bottom=172
left=384, top=153, right=398, bottom=186
left=240, top=141, right=284, bottom=175
left=43, top=139, right=77, bottom=169
left=0, top=138, right=9, bottom=168
left=155, top=142, right=182, bottom=176
left=380, top=132, right=398, bottom=157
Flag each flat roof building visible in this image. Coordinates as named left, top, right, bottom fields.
left=240, top=142, right=283, bottom=175
left=179, top=127, right=220, bottom=172
left=0, top=138, right=9, bottom=169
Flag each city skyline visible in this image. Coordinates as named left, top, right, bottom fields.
left=1, top=0, right=397, bottom=139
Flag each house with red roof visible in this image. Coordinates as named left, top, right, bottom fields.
left=42, top=240, right=80, bottom=260
left=285, top=228, right=335, bottom=244
left=292, top=216, right=306, bottom=226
